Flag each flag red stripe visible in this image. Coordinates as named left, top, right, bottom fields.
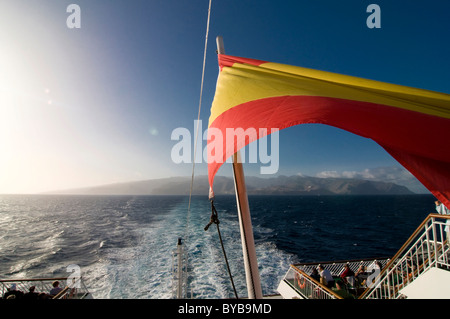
left=208, top=95, right=450, bottom=205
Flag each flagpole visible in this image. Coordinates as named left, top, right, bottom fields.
left=216, top=36, right=263, bottom=299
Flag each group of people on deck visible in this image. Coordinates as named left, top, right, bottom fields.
left=317, top=262, right=380, bottom=284
left=313, top=199, right=450, bottom=299
left=296, top=260, right=382, bottom=298
left=2, top=281, right=63, bottom=299
left=296, top=199, right=450, bottom=299
left=310, top=261, right=383, bottom=299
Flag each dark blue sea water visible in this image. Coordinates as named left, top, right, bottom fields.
left=0, top=194, right=434, bottom=298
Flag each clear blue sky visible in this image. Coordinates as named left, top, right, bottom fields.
left=1, top=0, right=449, bottom=193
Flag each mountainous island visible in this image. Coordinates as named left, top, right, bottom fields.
left=48, top=175, right=414, bottom=196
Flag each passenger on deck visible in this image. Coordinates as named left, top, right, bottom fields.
left=435, top=200, right=450, bottom=241
left=354, top=265, right=368, bottom=286
left=355, top=265, right=367, bottom=277
left=367, top=261, right=382, bottom=274
left=334, top=280, right=355, bottom=299
left=23, top=286, right=39, bottom=300
left=405, top=260, right=416, bottom=280
left=2, top=284, right=24, bottom=299
left=317, top=265, right=334, bottom=288
left=310, top=268, right=320, bottom=282
left=340, top=263, right=355, bottom=284
left=391, top=268, right=403, bottom=287
left=38, top=292, right=50, bottom=300
left=49, top=280, right=63, bottom=296
left=375, top=261, right=383, bottom=271
left=435, top=200, right=450, bottom=215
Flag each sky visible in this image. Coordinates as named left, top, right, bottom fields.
left=0, top=0, right=449, bottom=194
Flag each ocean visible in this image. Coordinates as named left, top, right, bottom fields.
left=0, top=194, right=435, bottom=299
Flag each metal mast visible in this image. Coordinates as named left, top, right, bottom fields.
left=216, top=36, right=263, bottom=299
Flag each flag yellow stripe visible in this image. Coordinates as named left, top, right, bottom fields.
left=209, top=60, right=450, bottom=127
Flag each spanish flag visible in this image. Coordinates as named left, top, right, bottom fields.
left=207, top=54, right=450, bottom=207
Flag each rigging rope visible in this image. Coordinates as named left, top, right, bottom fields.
left=205, top=200, right=239, bottom=299
left=178, top=0, right=212, bottom=298
left=184, top=0, right=239, bottom=299
left=185, top=0, right=212, bottom=244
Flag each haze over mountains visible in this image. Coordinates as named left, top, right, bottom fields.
left=47, top=175, right=415, bottom=196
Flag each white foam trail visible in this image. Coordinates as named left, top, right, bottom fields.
left=4, top=196, right=296, bottom=299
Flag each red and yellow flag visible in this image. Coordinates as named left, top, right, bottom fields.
left=207, top=54, right=450, bottom=207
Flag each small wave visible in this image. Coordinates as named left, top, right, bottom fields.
left=0, top=194, right=433, bottom=298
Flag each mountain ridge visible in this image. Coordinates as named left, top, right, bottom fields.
left=46, top=175, right=414, bottom=196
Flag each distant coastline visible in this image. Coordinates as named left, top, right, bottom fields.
left=44, top=175, right=416, bottom=196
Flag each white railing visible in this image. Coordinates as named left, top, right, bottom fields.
left=282, top=266, right=337, bottom=299
left=282, top=258, right=390, bottom=299
left=362, top=214, right=450, bottom=299
left=280, top=214, right=450, bottom=300
left=172, top=238, right=191, bottom=299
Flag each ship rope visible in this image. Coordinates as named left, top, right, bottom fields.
left=184, top=0, right=239, bottom=299
left=185, top=0, right=212, bottom=246
left=180, top=0, right=211, bottom=297
left=204, top=199, right=239, bottom=299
